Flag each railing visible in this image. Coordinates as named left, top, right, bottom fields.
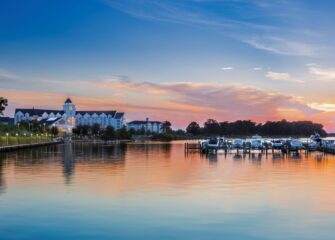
left=0, top=134, right=53, bottom=146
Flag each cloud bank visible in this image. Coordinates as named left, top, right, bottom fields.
left=2, top=77, right=335, bottom=131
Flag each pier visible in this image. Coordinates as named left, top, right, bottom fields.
left=185, top=140, right=335, bottom=155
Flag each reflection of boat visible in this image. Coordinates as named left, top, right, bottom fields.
left=53, top=137, right=64, bottom=143
left=63, top=134, right=72, bottom=145
left=233, top=153, right=243, bottom=160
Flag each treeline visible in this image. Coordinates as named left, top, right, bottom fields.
left=72, top=124, right=131, bottom=140
left=1, top=119, right=59, bottom=136
left=186, top=119, right=327, bottom=137
left=72, top=121, right=174, bottom=140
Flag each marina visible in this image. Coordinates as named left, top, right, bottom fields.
left=185, top=134, right=335, bottom=155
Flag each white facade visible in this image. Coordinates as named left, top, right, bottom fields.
left=127, top=118, right=163, bottom=133
left=14, top=98, right=125, bottom=131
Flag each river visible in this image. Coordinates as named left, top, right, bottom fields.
left=0, top=141, right=335, bottom=240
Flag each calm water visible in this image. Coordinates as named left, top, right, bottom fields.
left=1, top=141, right=335, bottom=240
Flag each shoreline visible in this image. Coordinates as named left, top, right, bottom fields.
left=0, top=141, right=61, bottom=153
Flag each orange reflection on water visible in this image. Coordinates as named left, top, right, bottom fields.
left=1, top=142, right=335, bottom=214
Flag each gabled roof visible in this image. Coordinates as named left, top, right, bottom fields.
left=128, top=120, right=162, bottom=124
left=114, top=112, right=124, bottom=119
left=64, top=98, right=72, bottom=104
left=15, top=108, right=65, bottom=115
left=76, top=110, right=116, bottom=116
left=40, top=117, right=63, bottom=125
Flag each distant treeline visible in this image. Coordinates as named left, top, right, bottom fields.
left=186, top=119, right=327, bottom=137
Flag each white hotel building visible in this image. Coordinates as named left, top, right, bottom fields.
left=14, top=98, right=125, bottom=132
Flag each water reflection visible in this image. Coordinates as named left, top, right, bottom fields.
left=1, top=142, right=335, bottom=240
left=63, top=144, right=74, bottom=185
left=0, top=156, right=5, bottom=194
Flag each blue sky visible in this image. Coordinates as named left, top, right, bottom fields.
left=1, top=0, right=335, bottom=130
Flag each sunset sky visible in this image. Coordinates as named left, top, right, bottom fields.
left=1, top=0, right=335, bottom=131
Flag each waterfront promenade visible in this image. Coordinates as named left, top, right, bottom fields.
left=0, top=141, right=61, bottom=152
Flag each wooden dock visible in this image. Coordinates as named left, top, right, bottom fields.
left=0, top=141, right=61, bottom=153
left=185, top=141, right=335, bottom=155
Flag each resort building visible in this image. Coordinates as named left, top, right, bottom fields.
left=0, top=117, right=14, bottom=125
left=127, top=118, right=163, bottom=133
left=14, top=98, right=125, bottom=132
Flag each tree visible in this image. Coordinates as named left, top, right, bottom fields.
left=117, top=126, right=130, bottom=139
left=31, top=119, right=42, bottom=133
left=72, top=127, right=80, bottom=135
left=139, top=126, right=146, bottom=135
left=161, top=121, right=172, bottom=133
left=203, top=119, right=220, bottom=135
left=103, top=125, right=115, bottom=140
left=81, top=125, right=89, bottom=136
left=51, top=126, right=59, bottom=136
left=92, top=123, right=100, bottom=136
left=0, top=97, right=8, bottom=116
left=186, top=121, right=201, bottom=135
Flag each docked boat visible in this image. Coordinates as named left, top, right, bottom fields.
left=305, top=140, right=319, bottom=151
left=245, top=135, right=264, bottom=150
left=271, top=139, right=284, bottom=150
left=322, top=140, right=335, bottom=148
left=199, top=139, right=209, bottom=150
left=207, top=137, right=220, bottom=150
left=283, top=139, right=303, bottom=151
left=310, top=132, right=322, bottom=143
left=232, top=139, right=244, bottom=149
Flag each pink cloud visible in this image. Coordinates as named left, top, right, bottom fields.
left=1, top=79, right=335, bottom=132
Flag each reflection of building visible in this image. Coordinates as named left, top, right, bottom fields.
left=127, top=118, right=163, bottom=133
left=63, top=144, right=74, bottom=185
left=14, top=98, right=125, bottom=132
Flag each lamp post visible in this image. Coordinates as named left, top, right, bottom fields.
left=6, top=133, right=9, bottom=145
left=30, top=133, right=33, bottom=144
left=24, top=133, right=27, bottom=144
left=16, top=133, right=19, bottom=145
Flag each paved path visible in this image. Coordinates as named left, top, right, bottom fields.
left=0, top=141, right=61, bottom=152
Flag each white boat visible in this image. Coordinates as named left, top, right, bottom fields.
left=251, top=135, right=262, bottom=139
left=284, top=139, right=303, bottom=151
left=271, top=139, right=284, bottom=149
left=306, top=140, right=319, bottom=151
left=310, top=132, right=322, bottom=143
left=207, top=137, right=220, bottom=150
left=250, top=139, right=264, bottom=150
left=232, top=139, right=244, bottom=149
left=199, top=139, right=209, bottom=150
left=322, top=140, right=335, bottom=148
left=246, top=135, right=264, bottom=150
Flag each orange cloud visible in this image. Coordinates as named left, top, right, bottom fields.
left=1, top=79, right=335, bottom=132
